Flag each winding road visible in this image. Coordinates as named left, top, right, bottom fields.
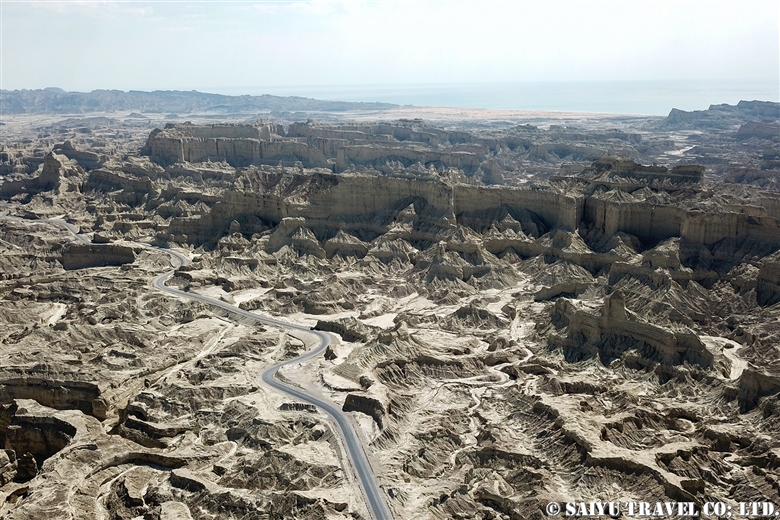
left=2, top=215, right=393, bottom=520
left=152, top=248, right=393, bottom=520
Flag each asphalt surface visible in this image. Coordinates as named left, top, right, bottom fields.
left=10, top=216, right=393, bottom=520
left=52, top=219, right=91, bottom=244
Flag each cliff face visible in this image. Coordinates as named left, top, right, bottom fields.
left=143, top=121, right=482, bottom=173
left=85, top=169, right=156, bottom=206
left=562, top=157, right=705, bottom=192
left=0, top=374, right=106, bottom=419
left=554, top=292, right=714, bottom=370
left=583, top=197, right=780, bottom=255
left=455, top=186, right=581, bottom=231
left=160, top=171, right=590, bottom=246
left=159, top=173, right=780, bottom=276
left=143, top=126, right=329, bottom=169
left=287, top=121, right=483, bottom=149
left=335, top=145, right=480, bottom=174
left=736, top=121, right=780, bottom=141
left=113, top=134, right=777, bottom=288
left=60, top=244, right=136, bottom=270
left=293, top=174, right=454, bottom=221
left=163, top=173, right=453, bottom=244
left=342, top=394, right=385, bottom=428
left=587, top=157, right=704, bottom=184
left=757, top=261, right=780, bottom=307
left=52, top=141, right=104, bottom=171
left=150, top=156, right=780, bottom=288
left=680, top=212, right=780, bottom=271
left=0, top=153, right=73, bottom=199
left=584, top=198, right=683, bottom=243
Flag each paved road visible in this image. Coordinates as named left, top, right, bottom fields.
left=16, top=217, right=393, bottom=520
left=0, top=216, right=91, bottom=245
left=154, top=250, right=394, bottom=520
left=52, top=219, right=91, bottom=244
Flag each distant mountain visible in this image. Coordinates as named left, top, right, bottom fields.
left=660, top=100, right=780, bottom=129
left=0, top=88, right=398, bottom=115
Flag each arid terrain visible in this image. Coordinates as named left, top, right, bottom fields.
left=1, top=90, right=779, bottom=520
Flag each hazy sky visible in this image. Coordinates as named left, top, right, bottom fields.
left=1, top=0, right=778, bottom=94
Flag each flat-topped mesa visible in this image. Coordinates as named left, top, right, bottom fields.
left=141, top=121, right=482, bottom=173
left=287, top=120, right=483, bottom=148
left=159, top=121, right=285, bottom=140
left=141, top=121, right=295, bottom=168
left=584, top=156, right=704, bottom=185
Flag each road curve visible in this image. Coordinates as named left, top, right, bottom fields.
left=19, top=217, right=393, bottom=520
left=154, top=250, right=394, bottom=520
left=52, top=219, right=92, bottom=244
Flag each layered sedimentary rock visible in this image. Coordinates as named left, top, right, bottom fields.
left=160, top=169, right=588, bottom=247
left=757, top=261, right=780, bottom=306
left=552, top=292, right=714, bottom=369
left=143, top=121, right=483, bottom=173
left=584, top=194, right=683, bottom=242
left=2, top=400, right=78, bottom=475
left=738, top=368, right=780, bottom=412
left=60, top=243, right=136, bottom=270
left=149, top=155, right=780, bottom=287
left=287, top=121, right=484, bottom=149
left=455, top=185, right=581, bottom=231
left=3, top=109, right=780, bottom=520
left=558, top=156, right=704, bottom=192
left=342, top=394, right=385, bottom=428
left=735, top=121, right=780, bottom=141
left=0, top=153, right=73, bottom=198
left=587, top=156, right=704, bottom=184
left=52, top=141, right=105, bottom=170
left=143, top=123, right=324, bottom=168
left=0, top=371, right=108, bottom=419
left=85, top=169, right=156, bottom=206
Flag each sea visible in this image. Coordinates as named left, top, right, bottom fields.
left=210, top=80, right=779, bottom=116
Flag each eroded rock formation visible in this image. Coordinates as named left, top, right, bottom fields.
left=2, top=104, right=779, bottom=519
left=60, top=243, right=136, bottom=270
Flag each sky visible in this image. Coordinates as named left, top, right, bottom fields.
left=0, top=0, right=778, bottom=109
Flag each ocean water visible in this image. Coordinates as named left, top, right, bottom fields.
left=212, top=80, right=779, bottom=116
